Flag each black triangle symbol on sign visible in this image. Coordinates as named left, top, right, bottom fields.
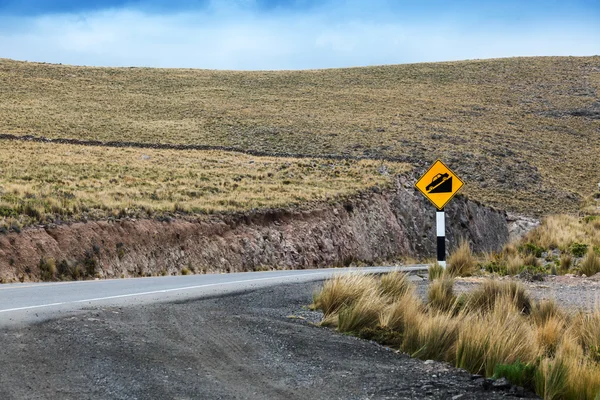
left=428, top=177, right=453, bottom=193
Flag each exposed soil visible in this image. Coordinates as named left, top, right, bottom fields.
left=0, top=280, right=535, bottom=400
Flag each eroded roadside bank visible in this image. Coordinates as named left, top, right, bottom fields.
left=0, top=175, right=509, bottom=283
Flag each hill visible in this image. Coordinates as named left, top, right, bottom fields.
left=1, top=56, right=599, bottom=216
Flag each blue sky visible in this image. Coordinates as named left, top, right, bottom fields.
left=0, top=0, right=598, bottom=69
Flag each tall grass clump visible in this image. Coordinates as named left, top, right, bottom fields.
left=337, top=291, right=384, bottom=333
left=379, top=290, right=422, bottom=333
left=428, top=262, right=444, bottom=281
left=464, top=279, right=532, bottom=314
left=579, top=248, right=600, bottom=277
left=427, top=277, right=456, bottom=313
left=483, top=297, right=539, bottom=376
left=312, top=274, right=378, bottom=317
left=403, top=311, right=459, bottom=363
left=559, top=253, right=572, bottom=274
left=506, top=254, right=523, bottom=276
left=379, top=270, right=412, bottom=300
left=447, top=240, right=476, bottom=277
left=456, top=297, right=538, bottom=376
left=531, top=299, right=564, bottom=326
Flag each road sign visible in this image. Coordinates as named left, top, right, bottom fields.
left=415, top=160, right=464, bottom=210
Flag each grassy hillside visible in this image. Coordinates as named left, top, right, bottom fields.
left=0, top=141, right=403, bottom=230
left=1, top=56, right=599, bottom=215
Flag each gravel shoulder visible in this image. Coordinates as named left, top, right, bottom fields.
left=0, top=280, right=532, bottom=400
left=449, top=274, right=600, bottom=311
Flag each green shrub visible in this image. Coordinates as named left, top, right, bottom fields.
left=494, top=361, right=536, bottom=390
left=520, top=243, right=545, bottom=258
left=484, top=260, right=508, bottom=276
left=570, top=243, right=589, bottom=258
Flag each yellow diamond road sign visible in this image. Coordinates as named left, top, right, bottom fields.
left=415, top=160, right=464, bottom=210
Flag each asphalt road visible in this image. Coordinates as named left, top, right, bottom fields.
left=0, top=265, right=427, bottom=328
left=0, top=273, right=530, bottom=400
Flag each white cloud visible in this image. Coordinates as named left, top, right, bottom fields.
left=0, top=7, right=598, bottom=69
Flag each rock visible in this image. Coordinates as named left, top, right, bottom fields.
left=452, top=395, right=464, bottom=400
left=492, top=377, right=511, bottom=390
left=424, top=360, right=435, bottom=365
left=470, top=374, right=483, bottom=380
left=481, top=378, right=494, bottom=390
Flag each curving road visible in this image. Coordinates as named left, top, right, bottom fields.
left=0, top=265, right=428, bottom=328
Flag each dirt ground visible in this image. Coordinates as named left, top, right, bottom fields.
left=0, top=280, right=533, bottom=400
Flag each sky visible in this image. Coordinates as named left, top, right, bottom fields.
left=0, top=0, right=599, bottom=70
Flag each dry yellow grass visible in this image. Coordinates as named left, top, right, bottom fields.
left=311, top=273, right=379, bottom=317
left=580, top=248, right=600, bottom=277
left=427, top=277, right=456, bottom=312
left=379, top=290, right=422, bottom=332
left=379, top=270, right=412, bottom=301
left=0, top=141, right=404, bottom=229
left=319, top=276, right=600, bottom=400
left=1, top=57, right=599, bottom=214
left=447, top=240, right=476, bottom=277
left=525, top=215, right=600, bottom=250
left=313, top=274, right=600, bottom=399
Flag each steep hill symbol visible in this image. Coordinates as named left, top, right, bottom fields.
left=426, top=173, right=453, bottom=193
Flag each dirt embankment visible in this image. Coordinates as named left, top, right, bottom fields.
left=0, top=175, right=509, bottom=283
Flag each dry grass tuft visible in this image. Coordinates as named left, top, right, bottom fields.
left=428, top=262, right=445, bottom=281
left=379, top=290, right=423, bottom=333
left=379, top=270, right=412, bottom=301
left=447, top=240, right=476, bottom=277
left=559, top=253, right=573, bottom=274
left=536, top=315, right=566, bottom=357
left=457, top=297, right=538, bottom=376
left=531, top=299, right=565, bottom=326
left=465, top=279, right=532, bottom=314
left=312, top=274, right=378, bottom=317
left=523, top=254, right=541, bottom=268
left=403, top=311, right=459, bottom=363
left=427, top=277, right=456, bottom=313
left=337, top=291, right=384, bottom=333
left=579, top=248, right=600, bottom=277
left=525, top=215, right=600, bottom=251
left=506, top=254, right=524, bottom=276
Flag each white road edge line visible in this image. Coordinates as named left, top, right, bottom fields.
left=0, top=271, right=335, bottom=314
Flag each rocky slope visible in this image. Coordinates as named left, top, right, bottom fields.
left=0, top=175, right=509, bottom=283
